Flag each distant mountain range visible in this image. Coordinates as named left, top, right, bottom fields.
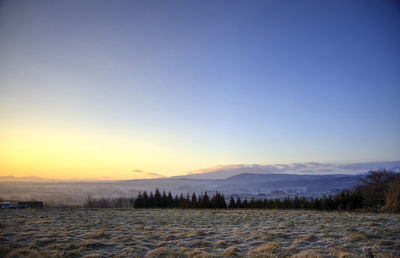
left=2, top=159, right=399, bottom=206
left=0, top=172, right=364, bottom=206
left=182, top=161, right=400, bottom=179
left=120, top=172, right=364, bottom=198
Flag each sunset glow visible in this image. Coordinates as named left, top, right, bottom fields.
left=1, top=0, right=399, bottom=180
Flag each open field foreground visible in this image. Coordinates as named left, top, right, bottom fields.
left=0, top=209, right=399, bottom=257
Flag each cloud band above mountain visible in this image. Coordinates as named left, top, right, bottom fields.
left=184, top=161, right=400, bottom=179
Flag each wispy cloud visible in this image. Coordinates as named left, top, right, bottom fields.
left=337, top=161, right=400, bottom=171
left=130, top=169, right=164, bottom=179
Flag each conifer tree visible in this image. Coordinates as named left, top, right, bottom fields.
left=143, top=191, right=149, bottom=208
left=134, top=192, right=143, bottom=208
left=149, top=192, right=154, bottom=207
left=161, top=191, right=167, bottom=208
left=242, top=199, right=249, bottom=208
left=229, top=195, right=236, bottom=208
left=167, top=192, right=174, bottom=208
left=191, top=193, right=197, bottom=208
left=154, top=188, right=162, bottom=207
left=174, top=195, right=179, bottom=207
left=249, top=197, right=256, bottom=208
left=179, top=193, right=185, bottom=208
left=236, top=197, right=242, bottom=208
left=203, top=192, right=211, bottom=208
left=197, top=195, right=203, bottom=208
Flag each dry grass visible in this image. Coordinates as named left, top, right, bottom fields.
left=0, top=209, right=399, bottom=257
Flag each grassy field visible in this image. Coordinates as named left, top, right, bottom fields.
left=0, top=209, right=399, bottom=257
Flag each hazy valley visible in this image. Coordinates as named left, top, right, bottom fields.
left=0, top=173, right=363, bottom=207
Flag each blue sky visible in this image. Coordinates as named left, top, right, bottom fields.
left=0, top=0, right=399, bottom=178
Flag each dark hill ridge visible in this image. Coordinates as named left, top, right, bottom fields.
left=221, top=173, right=362, bottom=195
left=119, top=172, right=362, bottom=197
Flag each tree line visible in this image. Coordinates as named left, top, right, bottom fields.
left=84, top=191, right=227, bottom=209
left=83, top=189, right=364, bottom=210
left=84, top=169, right=400, bottom=212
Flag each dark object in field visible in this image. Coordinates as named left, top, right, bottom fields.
left=0, top=202, right=10, bottom=209
left=1, top=202, right=21, bottom=209
left=17, top=201, right=44, bottom=209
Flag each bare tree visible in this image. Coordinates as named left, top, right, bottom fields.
left=384, top=175, right=400, bottom=212
left=84, top=193, right=93, bottom=208
left=357, top=169, right=399, bottom=208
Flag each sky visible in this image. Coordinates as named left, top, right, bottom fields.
left=0, top=0, right=399, bottom=180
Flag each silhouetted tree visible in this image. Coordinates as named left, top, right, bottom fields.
left=143, top=191, right=150, bottom=208
left=161, top=191, right=167, bottom=208
left=191, top=193, right=198, bottom=208
left=154, top=188, right=162, bottom=207
left=134, top=192, right=144, bottom=208
left=242, top=199, right=249, bottom=208
left=173, top=194, right=179, bottom=207
left=167, top=192, right=174, bottom=207
left=384, top=175, right=400, bottom=212
left=210, top=192, right=227, bottom=208
left=357, top=169, right=399, bottom=208
left=228, top=195, right=236, bottom=208
left=236, top=197, right=242, bottom=208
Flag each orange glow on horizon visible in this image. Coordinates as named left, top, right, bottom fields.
left=0, top=125, right=202, bottom=180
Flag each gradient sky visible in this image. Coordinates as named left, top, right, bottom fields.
left=1, top=0, right=399, bottom=179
